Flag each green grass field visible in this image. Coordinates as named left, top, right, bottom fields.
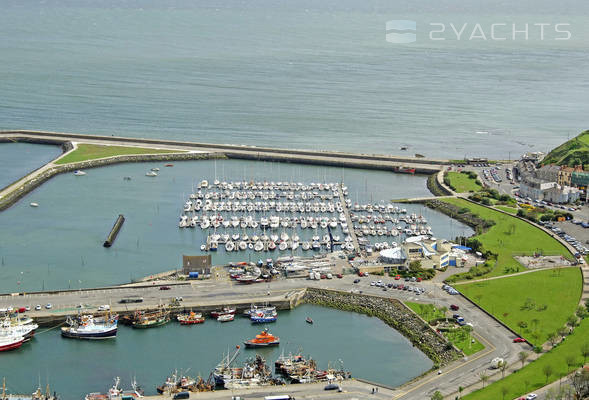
left=463, top=317, right=589, bottom=400
left=446, top=172, right=483, bottom=193
left=456, top=268, right=583, bottom=345
left=495, top=205, right=517, bottom=215
left=442, top=198, right=571, bottom=277
left=444, top=328, right=485, bottom=356
left=405, top=301, right=484, bottom=355
left=56, top=144, right=183, bottom=164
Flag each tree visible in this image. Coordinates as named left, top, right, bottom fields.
left=565, top=355, right=577, bottom=371
left=581, top=342, right=589, bottom=365
left=518, top=351, right=529, bottom=369
left=576, top=305, right=587, bottom=320
left=500, top=360, right=508, bottom=379
left=500, top=386, right=509, bottom=400
left=570, top=369, right=589, bottom=400
left=431, top=391, right=444, bottom=400
left=567, top=315, right=578, bottom=330
left=458, top=386, right=464, bottom=399
left=558, top=327, right=568, bottom=338
left=547, top=332, right=558, bottom=347
left=531, top=318, right=540, bottom=332
left=543, top=364, right=554, bottom=384
left=479, top=371, right=489, bottom=388
left=517, top=320, right=528, bottom=335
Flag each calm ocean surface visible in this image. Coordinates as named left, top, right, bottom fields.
left=0, top=146, right=472, bottom=293
left=1, top=0, right=588, bottom=158
left=1, top=304, right=433, bottom=399
left=0, top=143, right=61, bottom=189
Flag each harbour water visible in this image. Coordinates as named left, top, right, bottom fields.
left=0, top=147, right=473, bottom=293
left=1, top=0, right=588, bottom=159
left=0, top=143, right=61, bottom=189
left=1, top=304, right=433, bottom=399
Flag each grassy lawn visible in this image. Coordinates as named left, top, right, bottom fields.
left=495, top=205, right=517, bottom=215
left=442, top=198, right=571, bottom=277
left=405, top=302, right=484, bottom=356
left=55, top=144, right=183, bottom=164
left=405, top=302, right=446, bottom=321
left=444, top=328, right=485, bottom=356
left=446, top=172, right=483, bottom=193
left=463, top=317, right=589, bottom=400
left=456, top=268, right=583, bottom=346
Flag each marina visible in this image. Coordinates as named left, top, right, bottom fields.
left=0, top=156, right=472, bottom=294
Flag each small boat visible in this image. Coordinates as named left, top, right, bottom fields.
left=123, top=176, right=132, bottom=181
left=74, top=170, right=86, bottom=176
left=217, top=314, right=234, bottom=322
left=177, top=311, right=205, bottom=325
left=211, top=307, right=236, bottom=318
left=0, top=332, right=24, bottom=352
left=244, top=328, right=280, bottom=348
left=132, top=310, right=170, bottom=329
left=145, top=171, right=158, bottom=177
left=400, top=145, right=408, bottom=150
left=29, top=202, right=39, bottom=207
left=305, top=317, right=313, bottom=324
left=250, top=311, right=277, bottom=324
left=85, top=377, right=143, bottom=400
left=61, top=314, right=118, bottom=339
left=151, top=168, right=160, bottom=172
left=165, top=164, right=174, bottom=167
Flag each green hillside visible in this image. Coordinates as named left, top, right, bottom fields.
left=542, top=130, right=589, bottom=169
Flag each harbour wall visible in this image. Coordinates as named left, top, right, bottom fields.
left=301, top=288, right=461, bottom=366
left=1, top=130, right=451, bottom=166
left=0, top=151, right=224, bottom=211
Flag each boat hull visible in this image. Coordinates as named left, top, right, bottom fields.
left=132, top=319, right=169, bottom=329
left=0, top=339, right=24, bottom=352
left=244, top=341, right=279, bottom=348
left=61, top=327, right=117, bottom=339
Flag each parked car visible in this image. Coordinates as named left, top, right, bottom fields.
left=97, top=305, right=110, bottom=311
left=513, top=337, right=526, bottom=343
left=450, top=304, right=459, bottom=311
left=353, top=279, right=360, bottom=284
left=45, top=303, right=52, bottom=309
left=35, top=305, right=42, bottom=311
left=159, top=286, right=171, bottom=290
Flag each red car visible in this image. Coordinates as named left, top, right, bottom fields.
left=450, top=304, right=459, bottom=311
left=394, top=275, right=401, bottom=280
left=336, top=274, right=343, bottom=279
left=513, top=337, right=526, bottom=343
left=416, top=277, right=422, bottom=282
left=159, top=286, right=171, bottom=290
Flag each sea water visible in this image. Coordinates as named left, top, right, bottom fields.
left=0, top=0, right=587, bottom=159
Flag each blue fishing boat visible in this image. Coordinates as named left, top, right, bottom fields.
left=250, top=311, right=277, bottom=324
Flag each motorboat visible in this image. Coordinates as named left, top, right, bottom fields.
left=145, top=171, right=157, bottom=177
left=177, top=311, right=204, bottom=325
left=61, top=314, right=118, bottom=339
left=217, top=314, right=235, bottom=322
left=211, top=308, right=236, bottom=318
left=244, top=328, right=280, bottom=348
left=0, top=331, right=25, bottom=352
left=74, top=170, right=86, bottom=176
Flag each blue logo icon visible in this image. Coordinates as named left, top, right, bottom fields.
left=386, top=20, right=417, bottom=43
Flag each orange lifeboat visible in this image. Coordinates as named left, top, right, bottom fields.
left=244, top=328, right=280, bottom=348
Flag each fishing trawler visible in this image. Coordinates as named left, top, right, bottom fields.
left=210, top=307, right=235, bottom=318
left=132, top=309, right=170, bottom=329
left=244, top=328, right=279, bottom=348
left=84, top=377, right=143, bottom=400
left=176, top=311, right=204, bottom=325
left=61, top=314, right=118, bottom=339
left=213, top=346, right=241, bottom=386
left=0, top=379, right=59, bottom=400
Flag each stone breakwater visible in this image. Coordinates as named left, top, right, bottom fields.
left=302, top=288, right=461, bottom=366
left=0, top=151, right=224, bottom=211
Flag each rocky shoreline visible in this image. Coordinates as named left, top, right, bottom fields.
left=302, top=288, right=461, bottom=366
